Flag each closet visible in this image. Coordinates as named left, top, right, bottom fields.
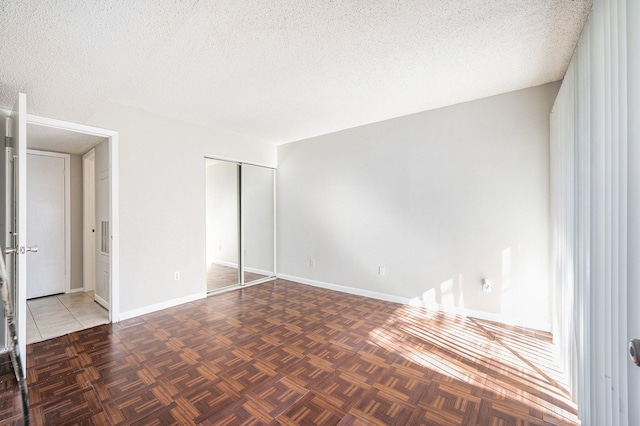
left=205, top=158, right=275, bottom=292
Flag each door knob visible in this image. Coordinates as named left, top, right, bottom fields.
left=4, top=246, right=38, bottom=255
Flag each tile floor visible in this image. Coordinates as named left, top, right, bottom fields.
left=26, top=291, right=109, bottom=344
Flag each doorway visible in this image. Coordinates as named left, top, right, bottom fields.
left=205, top=158, right=276, bottom=293
left=24, top=124, right=112, bottom=342
left=1, top=93, right=119, bottom=369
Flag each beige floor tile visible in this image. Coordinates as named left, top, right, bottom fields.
left=31, top=309, right=77, bottom=325
left=39, top=320, right=83, bottom=340
left=27, top=292, right=110, bottom=344
left=76, top=315, right=110, bottom=329
left=57, top=292, right=95, bottom=308
left=68, top=304, right=109, bottom=328
left=26, top=308, right=41, bottom=344
left=67, top=303, right=107, bottom=317
left=27, top=297, right=67, bottom=315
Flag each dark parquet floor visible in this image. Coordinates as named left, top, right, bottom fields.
left=0, top=279, right=578, bottom=425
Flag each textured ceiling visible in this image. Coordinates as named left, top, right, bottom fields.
left=0, top=0, right=592, bottom=145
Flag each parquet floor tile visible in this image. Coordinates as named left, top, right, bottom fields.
left=311, top=370, right=370, bottom=411
left=198, top=396, right=275, bottom=425
left=277, top=391, right=345, bottom=426
left=174, top=379, right=237, bottom=422
left=346, top=387, right=416, bottom=425
left=336, top=352, right=388, bottom=385
left=254, top=345, right=305, bottom=372
left=246, top=376, right=307, bottom=417
left=102, top=384, right=173, bottom=424
left=0, top=279, right=579, bottom=425
left=275, top=358, right=333, bottom=391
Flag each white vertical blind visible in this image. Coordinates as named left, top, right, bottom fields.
left=628, top=0, right=640, bottom=422
left=550, top=0, right=634, bottom=423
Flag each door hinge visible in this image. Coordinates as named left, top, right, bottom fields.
left=5, top=136, right=14, bottom=148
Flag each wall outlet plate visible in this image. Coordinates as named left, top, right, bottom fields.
left=482, top=279, right=492, bottom=293
left=173, top=271, right=181, bottom=281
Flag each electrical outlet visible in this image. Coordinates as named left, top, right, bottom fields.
left=378, top=266, right=386, bottom=276
left=174, top=271, right=181, bottom=281
left=310, top=259, right=316, bottom=268
left=482, top=278, right=492, bottom=293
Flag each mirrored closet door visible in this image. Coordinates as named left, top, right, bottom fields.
left=205, top=158, right=275, bottom=293
left=241, top=164, right=275, bottom=285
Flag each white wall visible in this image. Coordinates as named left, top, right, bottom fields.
left=278, top=83, right=559, bottom=330
left=85, top=102, right=276, bottom=315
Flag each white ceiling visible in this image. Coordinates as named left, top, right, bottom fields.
left=0, top=0, right=592, bottom=145
left=27, top=124, right=106, bottom=155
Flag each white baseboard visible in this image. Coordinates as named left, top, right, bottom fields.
left=244, top=266, right=275, bottom=277
left=119, top=292, right=207, bottom=321
left=210, top=259, right=238, bottom=268
left=278, top=274, right=408, bottom=305
left=209, top=261, right=273, bottom=278
left=277, top=273, right=550, bottom=332
left=70, top=287, right=85, bottom=294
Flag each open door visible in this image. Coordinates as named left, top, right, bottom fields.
left=2, top=93, right=30, bottom=373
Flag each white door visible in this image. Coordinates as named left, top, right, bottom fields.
left=2, top=93, right=29, bottom=373
left=26, top=152, right=67, bottom=299
left=95, top=170, right=110, bottom=308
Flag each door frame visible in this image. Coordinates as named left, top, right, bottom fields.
left=26, top=114, right=120, bottom=322
left=82, top=149, right=95, bottom=293
left=26, top=149, right=71, bottom=295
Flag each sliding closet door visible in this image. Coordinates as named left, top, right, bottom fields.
left=205, top=159, right=240, bottom=291
left=241, top=164, right=275, bottom=284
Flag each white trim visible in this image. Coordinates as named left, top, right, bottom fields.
left=70, top=287, right=84, bottom=294
left=273, top=168, right=277, bottom=277
left=119, top=292, right=207, bottom=321
left=207, top=277, right=273, bottom=296
left=211, top=259, right=238, bottom=269
left=244, top=266, right=275, bottom=277
left=26, top=114, right=115, bottom=138
left=15, top=93, right=27, bottom=374
left=26, top=113, right=120, bottom=323
left=210, top=261, right=274, bottom=279
left=278, top=273, right=410, bottom=304
left=82, top=149, right=95, bottom=293
left=110, top=133, right=119, bottom=322
left=203, top=154, right=274, bottom=169
left=277, top=273, right=551, bottom=332
left=26, top=149, right=71, bottom=295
